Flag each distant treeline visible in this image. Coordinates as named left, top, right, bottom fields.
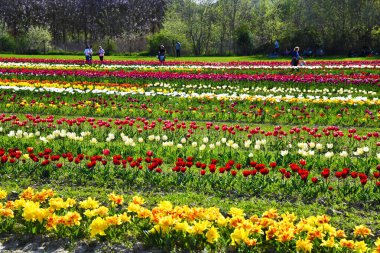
left=0, top=0, right=379, bottom=56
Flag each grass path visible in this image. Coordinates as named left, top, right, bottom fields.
left=0, top=53, right=378, bottom=62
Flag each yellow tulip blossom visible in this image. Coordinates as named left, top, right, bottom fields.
left=105, top=215, right=122, bottom=226
left=373, top=238, right=380, bottom=253
left=0, top=208, right=14, bottom=218
left=79, top=197, right=100, bottom=210
left=320, top=236, right=338, bottom=248
left=354, top=241, right=368, bottom=253
left=108, top=192, right=124, bottom=206
left=89, top=217, right=109, bottom=237
left=340, top=239, right=356, bottom=249
left=22, top=201, right=50, bottom=223
left=0, top=189, right=7, bottom=199
left=228, top=207, right=245, bottom=217
left=132, top=196, right=145, bottom=205
left=296, top=238, right=313, bottom=253
left=354, top=225, right=373, bottom=238
left=205, top=226, right=220, bottom=244
left=118, top=212, right=131, bottom=223
left=230, top=227, right=249, bottom=245
left=174, top=221, right=190, bottom=232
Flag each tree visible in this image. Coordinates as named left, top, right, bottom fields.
left=26, top=26, right=52, bottom=53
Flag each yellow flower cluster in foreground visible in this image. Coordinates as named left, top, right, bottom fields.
left=0, top=187, right=379, bottom=252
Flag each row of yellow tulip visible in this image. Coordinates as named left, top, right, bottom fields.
left=0, top=187, right=379, bottom=252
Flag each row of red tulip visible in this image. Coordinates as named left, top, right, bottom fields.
left=1, top=147, right=379, bottom=185
left=0, top=68, right=379, bottom=85
left=2, top=114, right=380, bottom=144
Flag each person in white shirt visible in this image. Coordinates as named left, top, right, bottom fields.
left=84, top=45, right=91, bottom=64
left=98, top=46, right=105, bottom=64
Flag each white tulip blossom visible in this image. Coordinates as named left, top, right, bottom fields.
left=280, top=150, right=289, bottom=156
left=226, top=140, right=234, bottom=147
left=162, top=141, right=174, bottom=147
left=298, top=142, right=308, bottom=150
left=232, top=143, right=239, bottom=149
left=244, top=140, right=252, bottom=148
left=356, top=148, right=364, bottom=155
left=39, top=137, right=48, bottom=143
left=202, top=137, right=209, bottom=143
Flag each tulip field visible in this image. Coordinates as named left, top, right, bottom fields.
left=0, top=56, right=379, bottom=252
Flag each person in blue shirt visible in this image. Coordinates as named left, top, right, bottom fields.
left=84, top=45, right=91, bottom=64
left=291, top=46, right=302, bottom=66
left=175, top=42, right=181, bottom=57
left=274, top=40, right=279, bottom=55
left=158, top=45, right=166, bottom=64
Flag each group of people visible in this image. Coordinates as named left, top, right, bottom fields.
left=156, top=42, right=181, bottom=64
left=84, top=42, right=181, bottom=65
left=84, top=45, right=105, bottom=65
left=83, top=40, right=316, bottom=67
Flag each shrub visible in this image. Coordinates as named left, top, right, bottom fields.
left=25, top=26, right=52, bottom=53
left=0, top=35, right=15, bottom=52
left=235, top=25, right=254, bottom=56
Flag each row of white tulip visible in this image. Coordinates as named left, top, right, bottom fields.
left=0, top=85, right=378, bottom=105
left=147, top=82, right=378, bottom=96
left=2, top=128, right=379, bottom=159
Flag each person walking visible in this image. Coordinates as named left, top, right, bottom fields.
left=175, top=41, right=181, bottom=57
left=158, top=45, right=166, bottom=64
left=274, top=40, right=279, bottom=55
left=84, top=45, right=91, bottom=65
left=88, top=45, right=93, bottom=65
left=291, top=46, right=302, bottom=67
left=98, top=46, right=105, bottom=64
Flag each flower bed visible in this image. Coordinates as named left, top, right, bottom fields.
left=0, top=57, right=380, bottom=251
left=0, top=187, right=379, bottom=252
